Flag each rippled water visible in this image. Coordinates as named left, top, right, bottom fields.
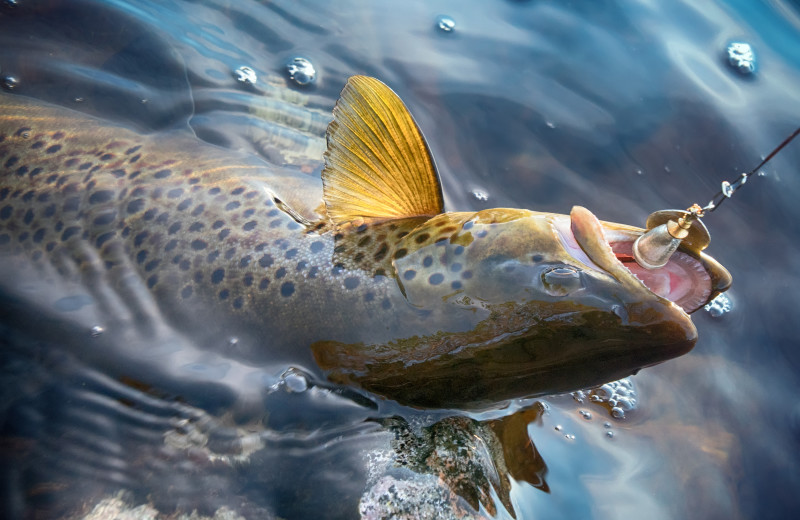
left=1, top=0, right=799, bottom=519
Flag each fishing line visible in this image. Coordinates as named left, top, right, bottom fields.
left=632, top=126, right=800, bottom=270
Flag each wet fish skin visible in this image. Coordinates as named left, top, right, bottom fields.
left=0, top=77, right=727, bottom=409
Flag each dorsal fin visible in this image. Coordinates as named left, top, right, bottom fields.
left=322, top=76, right=444, bottom=227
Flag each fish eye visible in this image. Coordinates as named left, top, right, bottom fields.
left=541, top=265, right=582, bottom=296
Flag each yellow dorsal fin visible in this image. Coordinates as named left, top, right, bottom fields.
left=322, top=76, right=444, bottom=226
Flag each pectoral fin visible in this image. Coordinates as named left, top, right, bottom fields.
left=322, top=76, right=444, bottom=226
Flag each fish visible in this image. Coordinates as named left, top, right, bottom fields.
left=0, top=75, right=731, bottom=410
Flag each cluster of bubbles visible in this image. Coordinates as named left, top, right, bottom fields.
left=727, top=42, right=756, bottom=74
left=574, top=378, right=638, bottom=420
left=471, top=189, right=489, bottom=202
left=704, top=292, right=732, bottom=317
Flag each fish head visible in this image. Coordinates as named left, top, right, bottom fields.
left=324, top=205, right=731, bottom=409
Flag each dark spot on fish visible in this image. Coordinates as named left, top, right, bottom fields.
left=177, top=199, right=192, bottom=211
left=43, top=204, right=55, bottom=217
left=32, top=228, right=45, bottom=243
left=168, top=222, right=181, bottom=235
left=240, top=255, right=252, bottom=268
left=374, top=243, right=388, bottom=261
left=243, top=221, right=257, bottom=231
left=100, top=153, right=114, bottom=161
left=46, top=242, right=55, bottom=252
left=310, top=241, right=324, bottom=253
left=154, top=169, right=172, bottom=179
left=45, top=174, right=58, bottom=184
left=364, top=292, right=375, bottom=302
left=31, top=141, right=44, bottom=149
left=4, top=156, right=18, bottom=168
left=296, top=261, right=307, bottom=271
left=209, top=187, right=221, bottom=195
left=243, top=273, right=254, bottom=286
left=125, top=145, right=142, bottom=155
left=0, top=233, right=11, bottom=245
left=52, top=132, right=65, bottom=140
left=308, top=266, right=319, bottom=279
left=462, top=270, right=473, bottom=279
left=381, top=298, right=392, bottom=310
left=110, top=169, right=126, bottom=179
left=194, top=271, right=204, bottom=283
left=136, top=250, right=148, bottom=264
left=476, top=229, right=488, bottom=238
left=275, top=267, right=287, bottom=279
left=127, top=199, right=145, bottom=214
left=281, top=282, right=295, bottom=297
left=269, top=220, right=282, bottom=229
left=218, top=229, right=230, bottom=240
left=344, top=277, right=360, bottom=289
left=211, top=268, right=225, bottom=284
left=181, top=286, right=193, bottom=299
left=134, top=231, right=149, bottom=247
left=451, top=263, right=462, bottom=272
left=143, top=209, right=157, bottom=221
left=259, top=254, right=274, bottom=268
left=267, top=209, right=279, bottom=218
left=207, top=251, right=220, bottom=263
left=55, top=221, right=64, bottom=232
left=225, top=201, right=240, bottom=211
left=397, top=231, right=409, bottom=239
left=0, top=188, right=7, bottom=201
left=95, top=231, right=115, bottom=248
left=61, top=226, right=80, bottom=241
left=403, top=270, right=417, bottom=280
left=151, top=188, right=163, bottom=200
left=189, top=222, right=204, bottom=232
left=393, top=248, right=407, bottom=260
left=532, top=254, right=543, bottom=263
left=78, top=162, right=93, bottom=171
left=155, top=212, right=169, bottom=225
left=243, top=208, right=255, bottom=218
left=232, top=296, right=243, bottom=309
left=259, top=278, right=270, bottom=290
left=454, top=246, right=464, bottom=255
left=165, top=239, right=178, bottom=252
left=22, top=208, right=34, bottom=225
left=212, top=220, right=224, bottom=229
left=29, top=167, right=43, bottom=179
left=218, top=289, right=229, bottom=300
left=146, top=275, right=158, bottom=288
left=191, top=239, right=208, bottom=250
left=429, top=273, right=444, bottom=285
left=423, top=256, right=433, bottom=268
left=128, top=170, right=141, bottom=180
left=191, top=204, right=205, bottom=217
left=332, top=263, right=344, bottom=276
left=179, top=259, right=190, bottom=271
left=167, top=188, right=183, bottom=199
left=354, top=252, right=365, bottom=263
left=15, top=166, right=28, bottom=176
left=231, top=187, right=245, bottom=195
left=374, top=268, right=386, bottom=277
left=451, top=281, right=463, bottom=290
left=463, top=221, right=474, bottom=231
left=224, top=248, right=236, bottom=260
left=144, top=259, right=160, bottom=272
left=333, top=245, right=346, bottom=254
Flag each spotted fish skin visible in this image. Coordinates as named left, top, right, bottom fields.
left=0, top=76, right=730, bottom=410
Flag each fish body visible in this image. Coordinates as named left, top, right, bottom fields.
left=0, top=77, right=731, bottom=409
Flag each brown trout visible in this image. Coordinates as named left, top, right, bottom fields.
left=0, top=76, right=730, bottom=409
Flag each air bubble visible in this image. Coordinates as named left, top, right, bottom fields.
left=471, top=189, right=489, bottom=202
left=90, top=326, right=104, bottom=337
left=704, top=293, right=732, bottom=317
left=579, top=410, right=592, bottom=420
left=727, top=42, right=756, bottom=74
left=280, top=368, right=309, bottom=393
left=3, top=75, right=19, bottom=91
left=286, top=57, right=316, bottom=86
left=564, top=434, right=575, bottom=440
left=611, top=407, right=625, bottom=419
left=234, top=66, right=257, bottom=86
left=227, top=337, right=239, bottom=347
left=436, top=16, right=455, bottom=33
left=603, top=422, right=612, bottom=429
left=606, top=430, right=614, bottom=438
left=545, top=121, right=556, bottom=129
left=554, top=424, right=562, bottom=432
left=572, top=390, right=586, bottom=403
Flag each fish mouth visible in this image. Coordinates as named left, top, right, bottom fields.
left=561, top=206, right=730, bottom=313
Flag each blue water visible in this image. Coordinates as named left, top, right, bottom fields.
left=1, top=0, right=800, bottom=518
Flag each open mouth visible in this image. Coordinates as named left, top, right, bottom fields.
left=561, top=206, right=713, bottom=313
